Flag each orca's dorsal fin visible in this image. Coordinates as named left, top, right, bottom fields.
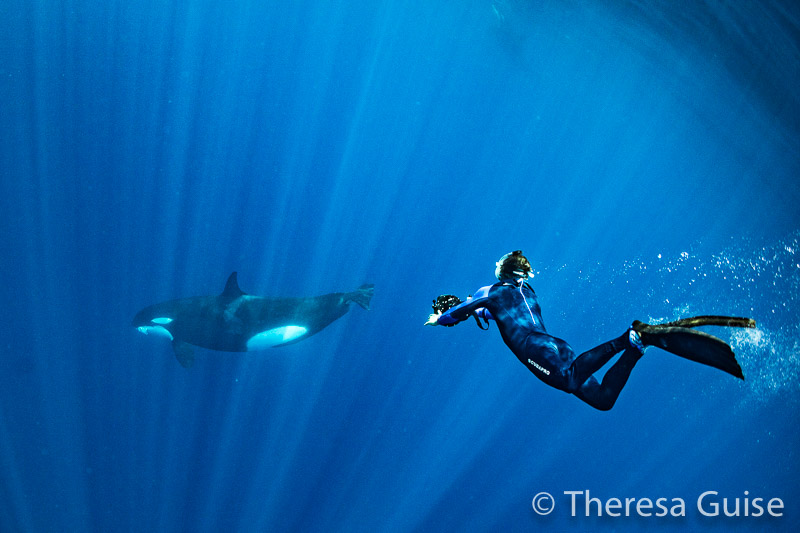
left=221, top=272, right=245, bottom=299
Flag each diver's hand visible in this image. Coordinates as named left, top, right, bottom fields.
left=425, top=313, right=441, bottom=326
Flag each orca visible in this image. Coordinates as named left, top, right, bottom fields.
left=132, top=272, right=374, bottom=368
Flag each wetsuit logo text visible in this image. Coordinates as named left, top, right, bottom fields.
left=528, top=359, right=550, bottom=375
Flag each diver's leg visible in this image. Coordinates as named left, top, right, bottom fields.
left=569, top=331, right=635, bottom=387
left=573, top=348, right=643, bottom=411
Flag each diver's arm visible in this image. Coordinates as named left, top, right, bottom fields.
left=426, top=305, right=493, bottom=326
left=436, top=286, right=491, bottom=325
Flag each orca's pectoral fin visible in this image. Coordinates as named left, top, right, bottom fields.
left=172, top=340, right=195, bottom=369
left=346, top=284, right=375, bottom=310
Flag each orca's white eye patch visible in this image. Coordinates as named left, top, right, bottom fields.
left=246, top=326, right=308, bottom=350
left=151, top=317, right=173, bottom=325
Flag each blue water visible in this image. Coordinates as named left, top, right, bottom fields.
left=1, top=1, right=799, bottom=531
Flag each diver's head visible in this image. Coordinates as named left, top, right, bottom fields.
left=495, top=250, right=532, bottom=281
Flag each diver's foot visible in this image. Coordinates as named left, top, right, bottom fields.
left=628, top=326, right=646, bottom=355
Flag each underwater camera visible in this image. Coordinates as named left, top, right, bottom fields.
left=432, top=294, right=463, bottom=315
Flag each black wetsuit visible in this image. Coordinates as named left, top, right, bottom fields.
left=437, top=278, right=642, bottom=410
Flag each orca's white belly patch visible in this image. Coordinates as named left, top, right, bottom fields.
left=246, top=325, right=308, bottom=350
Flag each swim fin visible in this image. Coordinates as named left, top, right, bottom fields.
left=632, top=321, right=745, bottom=379
left=661, top=315, right=756, bottom=329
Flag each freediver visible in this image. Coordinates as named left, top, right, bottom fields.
left=425, top=250, right=755, bottom=410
